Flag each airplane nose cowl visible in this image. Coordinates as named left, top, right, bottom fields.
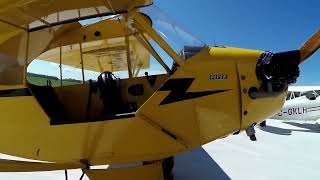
left=249, top=51, right=300, bottom=99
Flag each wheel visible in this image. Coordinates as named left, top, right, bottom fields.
left=260, top=121, right=266, bottom=127
left=162, top=157, right=174, bottom=180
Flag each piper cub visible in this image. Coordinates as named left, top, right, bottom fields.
left=0, top=0, right=318, bottom=179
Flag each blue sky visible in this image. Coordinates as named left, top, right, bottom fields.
left=29, top=0, right=319, bottom=85
left=155, top=0, right=320, bottom=85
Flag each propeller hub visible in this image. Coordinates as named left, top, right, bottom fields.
left=250, top=51, right=300, bottom=99
left=257, top=51, right=300, bottom=88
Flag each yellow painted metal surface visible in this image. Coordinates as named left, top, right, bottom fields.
left=0, top=2, right=292, bottom=178
left=236, top=60, right=286, bottom=130
left=47, top=19, right=129, bottom=49
left=209, top=47, right=287, bottom=130
left=0, top=95, right=185, bottom=165
left=85, top=162, right=163, bottom=180
left=138, top=48, right=241, bottom=147
left=119, top=75, right=169, bottom=108
left=0, top=22, right=23, bottom=45
left=0, top=47, right=288, bottom=167
left=0, top=30, right=27, bottom=85
left=0, top=160, right=85, bottom=172
left=0, top=85, right=26, bottom=90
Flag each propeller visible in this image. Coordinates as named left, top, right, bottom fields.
left=252, top=30, right=320, bottom=128
left=252, top=29, right=320, bottom=99
left=299, top=30, right=320, bottom=63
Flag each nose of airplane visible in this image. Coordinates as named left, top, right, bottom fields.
left=256, top=51, right=300, bottom=91
left=252, top=30, right=319, bottom=99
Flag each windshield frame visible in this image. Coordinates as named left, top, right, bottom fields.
left=140, top=5, right=205, bottom=56
left=131, top=11, right=185, bottom=66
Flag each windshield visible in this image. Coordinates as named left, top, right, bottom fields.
left=141, top=6, right=205, bottom=56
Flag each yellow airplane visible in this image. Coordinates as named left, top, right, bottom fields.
left=0, top=0, right=318, bottom=180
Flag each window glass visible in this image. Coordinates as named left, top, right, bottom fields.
left=286, top=92, right=292, bottom=100
left=293, top=92, right=300, bottom=98
left=148, top=40, right=174, bottom=70
left=82, top=38, right=130, bottom=82
left=61, top=45, right=83, bottom=85
left=82, top=35, right=168, bottom=80
left=27, top=15, right=173, bottom=85
left=141, top=5, right=205, bottom=57
left=28, top=44, right=83, bottom=87
left=27, top=60, right=61, bottom=87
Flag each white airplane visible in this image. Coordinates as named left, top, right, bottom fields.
left=260, top=86, right=320, bottom=127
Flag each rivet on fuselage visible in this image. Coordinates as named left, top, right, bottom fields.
left=243, top=88, right=247, bottom=94
left=241, top=75, right=246, bottom=80
left=243, top=111, right=248, bottom=115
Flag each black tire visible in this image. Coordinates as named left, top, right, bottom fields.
left=260, top=121, right=267, bottom=127
left=162, top=157, right=174, bottom=180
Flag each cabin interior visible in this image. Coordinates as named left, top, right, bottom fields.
left=0, top=3, right=204, bottom=124
left=26, top=17, right=175, bottom=124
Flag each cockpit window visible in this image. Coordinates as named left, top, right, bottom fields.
left=286, top=90, right=320, bottom=101
left=286, top=92, right=292, bottom=100
left=302, top=91, right=319, bottom=100
left=141, top=5, right=205, bottom=60
left=286, top=91, right=302, bottom=101
left=293, top=92, right=301, bottom=98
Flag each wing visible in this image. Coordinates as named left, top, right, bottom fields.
left=0, top=0, right=152, bottom=31
left=0, top=159, right=85, bottom=172
left=288, top=86, right=320, bottom=92
left=38, top=35, right=150, bottom=73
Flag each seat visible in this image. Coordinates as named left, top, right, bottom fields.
left=97, top=71, right=123, bottom=115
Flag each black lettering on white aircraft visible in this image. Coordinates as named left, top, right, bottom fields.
left=279, top=107, right=308, bottom=116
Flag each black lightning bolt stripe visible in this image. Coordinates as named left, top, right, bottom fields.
left=0, top=88, right=32, bottom=97
left=158, top=78, right=230, bottom=105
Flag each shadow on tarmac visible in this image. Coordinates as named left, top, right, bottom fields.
left=284, top=122, right=320, bottom=133
left=258, top=125, right=292, bottom=135
left=174, top=147, right=230, bottom=180
left=259, top=121, right=320, bottom=135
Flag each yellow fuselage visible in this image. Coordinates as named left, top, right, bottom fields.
left=0, top=46, right=286, bottom=165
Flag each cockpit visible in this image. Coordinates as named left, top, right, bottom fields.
left=19, top=4, right=206, bottom=124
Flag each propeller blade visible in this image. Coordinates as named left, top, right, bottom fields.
left=299, top=30, right=320, bottom=63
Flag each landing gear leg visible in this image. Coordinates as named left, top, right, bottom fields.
left=260, top=121, right=267, bottom=127
left=162, top=157, right=174, bottom=180
left=246, top=124, right=257, bottom=141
